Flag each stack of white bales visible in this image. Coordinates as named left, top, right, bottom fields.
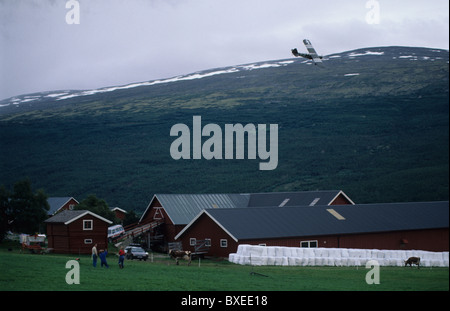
left=228, top=244, right=449, bottom=267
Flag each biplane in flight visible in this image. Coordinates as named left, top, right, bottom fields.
left=291, top=39, right=323, bottom=65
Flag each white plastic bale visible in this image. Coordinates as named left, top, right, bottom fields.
left=384, top=250, right=395, bottom=259
left=250, top=255, right=263, bottom=266
left=274, top=247, right=284, bottom=257
left=240, top=255, right=251, bottom=265
left=236, top=255, right=243, bottom=265
left=432, top=252, right=443, bottom=261
left=392, top=250, right=402, bottom=260
left=260, top=257, right=268, bottom=265
left=228, top=254, right=236, bottom=263
left=374, top=250, right=382, bottom=259
left=281, top=247, right=291, bottom=257
left=431, top=259, right=443, bottom=267
left=355, top=250, right=364, bottom=258
left=292, top=247, right=302, bottom=257
left=419, top=259, right=430, bottom=267
left=235, top=246, right=242, bottom=255
left=347, top=249, right=356, bottom=258
left=266, top=246, right=276, bottom=258
left=341, top=249, right=349, bottom=258
left=329, top=248, right=340, bottom=258
left=232, top=245, right=449, bottom=267
left=238, top=244, right=250, bottom=255
left=260, top=246, right=268, bottom=257
left=333, top=257, right=342, bottom=267
left=404, top=250, right=414, bottom=259
left=231, top=255, right=239, bottom=264
left=347, top=258, right=356, bottom=266
left=249, top=245, right=263, bottom=257
left=315, top=248, right=324, bottom=258
left=325, top=258, right=335, bottom=266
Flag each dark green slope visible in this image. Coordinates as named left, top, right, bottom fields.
left=0, top=46, right=448, bottom=211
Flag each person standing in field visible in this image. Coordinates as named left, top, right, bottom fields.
left=92, top=243, right=98, bottom=267
left=118, top=246, right=125, bottom=269
left=99, top=249, right=109, bottom=268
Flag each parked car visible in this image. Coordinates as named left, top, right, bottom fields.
left=125, top=246, right=149, bottom=261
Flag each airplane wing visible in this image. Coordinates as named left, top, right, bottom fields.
left=303, top=39, right=322, bottom=64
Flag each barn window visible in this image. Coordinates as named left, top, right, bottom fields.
left=300, top=240, right=318, bottom=248
left=205, top=239, right=211, bottom=247
left=83, top=220, right=93, bottom=230
left=190, top=238, right=196, bottom=246
left=84, top=239, right=93, bottom=244
left=220, top=239, right=228, bottom=248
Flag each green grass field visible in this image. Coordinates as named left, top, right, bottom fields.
left=0, top=244, right=448, bottom=291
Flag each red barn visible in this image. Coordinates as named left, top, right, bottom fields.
left=45, top=210, right=112, bottom=254
left=47, top=197, right=79, bottom=216
left=138, top=191, right=354, bottom=250
left=175, top=201, right=449, bottom=257
left=110, top=207, right=127, bottom=222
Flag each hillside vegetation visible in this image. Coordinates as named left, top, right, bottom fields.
left=0, top=46, right=448, bottom=212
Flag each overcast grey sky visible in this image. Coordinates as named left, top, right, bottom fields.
left=0, top=0, right=448, bottom=100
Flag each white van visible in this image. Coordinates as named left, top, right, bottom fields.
left=108, top=225, right=125, bottom=240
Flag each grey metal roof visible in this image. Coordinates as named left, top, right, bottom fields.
left=196, top=201, right=449, bottom=241
left=247, top=190, right=351, bottom=207
left=155, top=193, right=250, bottom=225
left=44, top=209, right=113, bottom=224
left=47, top=197, right=76, bottom=215
left=144, top=191, right=353, bottom=225
left=44, top=210, right=88, bottom=223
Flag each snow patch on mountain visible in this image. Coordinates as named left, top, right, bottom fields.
left=0, top=47, right=447, bottom=109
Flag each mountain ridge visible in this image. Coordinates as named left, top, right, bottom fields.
left=1, top=45, right=447, bottom=111
left=0, top=46, right=448, bottom=212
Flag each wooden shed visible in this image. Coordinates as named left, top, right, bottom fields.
left=45, top=210, right=112, bottom=254
left=175, top=201, right=449, bottom=257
